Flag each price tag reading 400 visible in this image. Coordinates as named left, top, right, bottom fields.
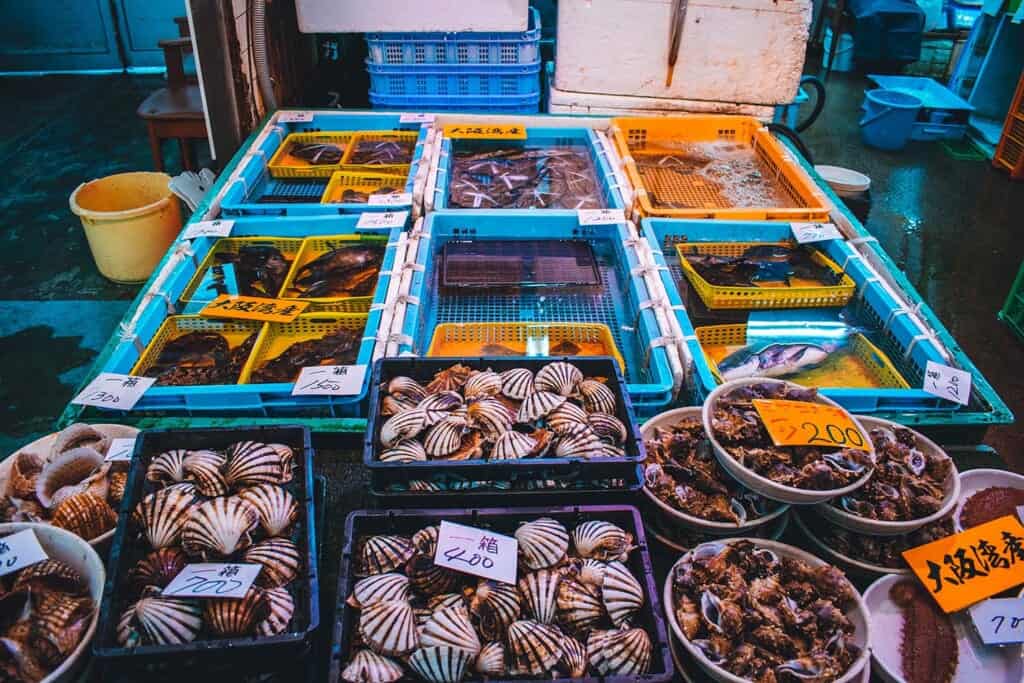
left=751, top=399, right=870, bottom=451
left=434, top=521, right=518, bottom=585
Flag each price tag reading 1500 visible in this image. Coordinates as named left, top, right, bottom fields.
left=751, top=399, right=870, bottom=451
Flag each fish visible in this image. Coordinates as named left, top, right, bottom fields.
left=719, top=343, right=835, bottom=381
left=290, top=142, right=343, bottom=165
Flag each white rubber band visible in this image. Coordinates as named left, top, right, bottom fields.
left=903, top=333, right=935, bottom=361
left=848, top=235, right=878, bottom=246
left=840, top=252, right=865, bottom=272
left=884, top=307, right=911, bottom=334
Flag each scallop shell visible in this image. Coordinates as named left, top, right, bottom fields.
left=266, top=443, right=295, bottom=483
left=204, top=587, right=267, bottom=637
left=382, top=393, right=419, bottom=416
left=515, top=518, right=569, bottom=570
left=555, top=577, right=604, bottom=634
left=507, top=620, right=563, bottom=676
left=237, top=484, right=298, bottom=537
left=409, top=645, right=473, bottom=683
left=464, top=371, right=502, bottom=400
left=419, top=391, right=464, bottom=425
left=595, top=442, right=626, bottom=458
left=500, top=368, right=535, bottom=400
left=357, top=535, right=415, bottom=577
left=420, top=605, right=481, bottom=657
left=488, top=431, right=536, bottom=461
left=602, top=561, right=644, bottom=626
left=467, top=399, right=513, bottom=439
left=425, top=364, right=473, bottom=394
left=559, top=635, right=588, bottom=677
left=475, top=641, right=507, bottom=676
left=243, top=537, right=301, bottom=588
left=50, top=492, right=116, bottom=541
left=12, top=560, right=85, bottom=596
left=516, top=391, right=567, bottom=424
left=119, top=592, right=202, bottom=646
left=182, top=450, right=229, bottom=497
left=407, top=553, right=460, bottom=596
left=424, top=415, right=469, bottom=458
left=108, top=471, right=127, bottom=506
left=50, top=423, right=110, bottom=458
left=147, top=449, right=189, bottom=485
left=349, top=573, right=411, bottom=609
left=224, top=441, right=286, bottom=487
left=579, top=380, right=616, bottom=415
left=427, top=593, right=465, bottom=613
left=534, top=361, right=583, bottom=397
left=587, top=627, right=651, bottom=675
left=412, top=525, right=439, bottom=555
left=128, top=548, right=187, bottom=593
left=341, top=649, right=405, bottom=683
left=518, top=569, right=561, bottom=624
left=468, top=580, right=521, bottom=641
left=546, top=402, right=589, bottom=436
left=132, top=486, right=195, bottom=548
left=6, top=452, right=43, bottom=500
left=256, top=586, right=294, bottom=636
left=554, top=426, right=602, bottom=458
left=588, top=413, right=628, bottom=444
left=379, top=441, right=427, bottom=463
left=387, top=376, right=428, bottom=403
left=28, top=592, right=94, bottom=668
left=572, top=521, right=633, bottom=562
left=359, top=599, right=419, bottom=656
left=35, top=447, right=103, bottom=508
left=444, top=431, right=484, bottom=461
left=380, top=408, right=428, bottom=448
left=182, top=496, right=259, bottom=558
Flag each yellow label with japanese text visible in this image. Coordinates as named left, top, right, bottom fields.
left=200, top=295, right=309, bottom=323
left=443, top=123, right=527, bottom=140
left=751, top=399, right=870, bottom=451
left=902, top=515, right=1024, bottom=613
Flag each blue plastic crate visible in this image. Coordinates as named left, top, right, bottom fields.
left=640, top=218, right=955, bottom=413
left=99, top=214, right=408, bottom=417
left=433, top=126, right=626, bottom=211
left=365, top=7, right=541, bottom=66
left=368, top=91, right=540, bottom=113
left=366, top=60, right=541, bottom=99
left=398, top=211, right=677, bottom=416
left=867, top=74, right=974, bottom=141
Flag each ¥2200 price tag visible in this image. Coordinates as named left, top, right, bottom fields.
left=181, top=219, right=234, bottom=241
left=577, top=209, right=626, bottom=226
left=278, top=111, right=314, bottom=123
left=357, top=210, right=408, bottom=229
left=434, top=521, right=518, bottom=585
left=200, top=295, right=309, bottom=323
left=791, top=222, right=842, bottom=244
left=105, top=437, right=137, bottom=462
left=162, top=563, right=262, bottom=598
left=72, top=373, right=155, bottom=411
left=924, top=360, right=972, bottom=406
left=367, top=192, right=412, bottom=207
left=443, top=123, right=526, bottom=140
left=291, top=365, right=367, bottom=396
left=969, top=597, right=1024, bottom=645
left=752, top=399, right=870, bottom=452
left=0, top=529, right=48, bottom=578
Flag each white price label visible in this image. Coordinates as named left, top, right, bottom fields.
left=162, top=563, right=262, bottom=598
left=791, top=222, right=842, bottom=244
left=0, top=530, right=49, bottom=578
left=291, top=365, right=368, bottom=396
left=367, top=192, right=412, bottom=207
left=923, top=360, right=972, bottom=406
left=72, top=373, right=155, bottom=411
left=577, top=208, right=625, bottom=226
left=105, top=437, right=136, bottom=462
left=434, top=521, right=518, bottom=585
left=278, top=111, right=314, bottom=123
left=357, top=210, right=408, bottom=229
left=970, top=598, right=1024, bottom=645
left=400, top=113, right=435, bottom=124
left=182, top=219, right=234, bottom=241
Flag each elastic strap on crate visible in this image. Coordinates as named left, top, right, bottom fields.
left=246, top=148, right=267, bottom=163
left=848, top=235, right=878, bottom=246
left=118, top=322, right=146, bottom=355
left=409, top=228, right=430, bottom=240
left=363, top=332, right=413, bottom=346
left=644, top=335, right=679, bottom=366
left=395, top=293, right=419, bottom=306
left=631, top=263, right=669, bottom=277
left=140, top=289, right=176, bottom=316
left=883, top=306, right=913, bottom=335
left=840, top=251, right=865, bottom=273
left=857, top=276, right=881, bottom=303
left=173, top=240, right=200, bottom=269
left=903, top=332, right=938, bottom=362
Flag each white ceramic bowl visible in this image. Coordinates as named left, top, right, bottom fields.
left=664, top=538, right=872, bottom=683
left=641, top=407, right=790, bottom=535
left=0, top=523, right=105, bottom=683
left=646, top=510, right=790, bottom=555
left=793, top=509, right=911, bottom=579
left=814, top=416, right=961, bottom=536
left=953, top=468, right=1024, bottom=532
left=863, top=573, right=1024, bottom=683
left=702, top=378, right=875, bottom=505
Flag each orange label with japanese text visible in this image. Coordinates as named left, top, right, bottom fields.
left=751, top=399, right=870, bottom=452
left=443, top=123, right=527, bottom=140
left=902, top=515, right=1024, bottom=613
left=200, top=295, right=309, bottom=323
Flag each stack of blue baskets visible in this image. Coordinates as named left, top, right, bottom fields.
left=365, top=7, right=542, bottom=113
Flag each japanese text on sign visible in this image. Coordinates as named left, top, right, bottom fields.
left=367, top=192, right=412, bottom=207
left=923, top=360, right=972, bottom=406
left=969, top=598, right=1024, bottom=645
left=434, top=521, right=518, bottom=584
left=751, top=399, right=870, bottom=452
left=791, top=222, right=842, bottom=244
left=71, top=373, right=156, bottom=411
left=903, top=515, right=1024, bottom=612
left=105, top=437, right=137, bottom=462
left=162, top=563, right=262, bottom=598
left=278, top=111, right=314, bottom=123
left=291, top=365, right=368, bottom=396
left=200, top=295, right=309, bottom=323
left=443, top=124, right=527, bottom=140
left=182, top=219, right=235, bottom=241
left=577, top=209, right=626, bottom=226
left=357, top=210, right=408, bottom=229
left=0, top=529, right=49, bottom=578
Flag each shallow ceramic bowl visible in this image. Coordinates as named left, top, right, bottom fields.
left=702, top=378, right=875, bottom=505
left=793, top=508, right=911, bottom=579
left=952, top=468, right=1024, bottom=532
left=645, top=510, right=789, bottom=555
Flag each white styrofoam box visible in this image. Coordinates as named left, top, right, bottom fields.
left=548, top=83, right=776, bottom=120
left=295, top=0, right=528, bottom=33
left=555, top=0, right=811, bottom=106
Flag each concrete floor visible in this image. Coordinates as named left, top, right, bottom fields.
left=0, top=72, right=1021, bottom=470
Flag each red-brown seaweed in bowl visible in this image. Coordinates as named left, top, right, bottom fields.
left=959, top=485, right=1024, bottom=530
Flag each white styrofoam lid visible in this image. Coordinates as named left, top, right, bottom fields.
left=816, top=165, right=871, bottom=192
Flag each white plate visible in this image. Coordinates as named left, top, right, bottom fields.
left=793, top=509, right=911, bottom=579
left=953, top=468, right=1024, bottom=532
left=863, top=573, right=1024, bottom=683
left=815, top=165, right=871, bottom=193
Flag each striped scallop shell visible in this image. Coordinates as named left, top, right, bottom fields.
left=507, top=620, right=563, bottom=676
left=602, top=560, right=644, bottom=626
left=559, top=635, right=588, bottom=677
left=588, top=412, right=628, bottom=444
left=357, top=535, right=415, bottom=576
left=534, top=361, right=583, bottom=397
left=412, top=525, right=439, bottom=555
left=575, top=558, right=607, bottom=588
left=595, top=442, right=625, bottom=458
left=515, top=518, right=569, bottom=570
left=426, top=364, right=473, bottom=394
left=554, top=425, right=602, bottom=458
left=409, top=480, right=441, bottom=492
left=420, top=604, right=481, bottom=657
left=243, top=537, right=300, bottom=588
left=133, top=486, right=195, bottom=549
left=407, top=553, right=460, bottom=596
left=237, top=484, right=298, bottom=537
left=409, top=645, right=473, bottom=683
left=379, top=440, right=427, bottom=463
left=419, top=391, right=464, bottom=426
left=182, top=450, right=228, bottom=497
left=29, top=592, right=94, bottom=667
left=128, top=548, right=187, bottom=593
left=427, top=593, right=465, bottom=613
left=572, top=521, right=633, bottom=562
left=587, top=627, right=651, bottom=675
left=359, top=599, right=419, bottom=656
left=475, top=641, right=507, bottom=676
left=546, top=401, right=589, bottom=436
left=488, top=430, right=536, bottom=461
left=181, top=496, right=258, bottom=558
left=13, top=559, right=86, bottom=595
left=203, top=587, right=267, bottom=637
left=387, top=376, right=428, bottom=403
left=464, top=370, right=502, bottom=400
left=349, top=572, right=411, bottom=609
left=467, top=399, right=513, bottom=439
left=518, top=569, right=561, bottom=624
left=341, top=649, right=404, bottom=683
left=267, top=443, right=295, bottom=483
left=224, top=442, right=286, bottom=487
left=108, top=471, right=128, bottom=506
left=516, top=391, right=567, bottom=424
left=382, top=393, right=419, bottom=416
left=468, top=580, right=521, bottom=641
left=119, top=593, right=202, bottom=646
left=256, top=586, right=294, bottom=636
left=380, top=408, right=428, bottom=448
left=579, top=380, right=616, bottom=415
left=499, top=368, right=535, bottom=400
left=555, top=577, right=604, bottom=634
left=424, top=414, right=468, bottom=458
left=51, top=491, right=116, bottom=541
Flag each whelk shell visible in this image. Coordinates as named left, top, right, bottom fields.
left=489, top=430, right=536, bottom=461
left=379, top=441, right=427, bottom=463
left=475, top=641, right=507, bottom=676
left=499, top=368, right=535, bottom=400
left=182, top=496, right=259, bottom=558
left=588, top=412, right=628, bottom=444
left=118, top=590, right=202, bottom=646
left=423, top=415, right=468, bottom=458
left=587, top=627, right=651, bottom=675
left=349, top=573, right=411, bottom=609
left=467, top=399, right=513, bottom=439
left=507, top=619, right=563, bottom=676
left=359, top=599, right=419, bottom=656
left=387, top=376, right=428, bottom=403
left=224, top=441, right=287, bottom=487
left=13, top=560, right=85, bottom=596
left=516, top=391, right=567, bottom=424
left=547, top=402, right=590, bottom=436
left=406, top=553, right=460, bottom=596
left=6, top=452, right=43, bottom=500
left=579, top=379, right=616, bottom=415
left=243, top=537, right=301, bottom=588
left=341, top=649, right=404, bottom=683
left=50, top=466, right=110, bottom=511
left=128, top=547, right=187, bottom=593
left=35, top=446, right=103, bottom=509
left=204, top=587, right=267, bottom=637
left=256, top=586, right=294, bottom=636
left=380, top=408, right=428, bottom=448
left=409, top=645, right=473, bottom=683
left=464, top=370, right=502, bottom=399
left=515, top=517, right=569, bottom=570
left=50, top=423, right=110, bottom=458
left=133, top=485, right=195, bottom=549
left=555, top=577, right=604, bottom=634
left=467, top=579, right=521, bottom=641
left=420, top=604, right=481, bottom=657
left=602, top=560, right=644, bottom=626
left=237, top=483, right=298, bottom=536
left=357, top=535, right=415, bottom=577
left=147, top=449, right=189, bottom=485
left=559, top=635, right=588, bottom=677
left=534, top=361, right=583, bottom=396
left=572, top=520, right=633, bottom=562
left=519, top=569, right=561, bottom=624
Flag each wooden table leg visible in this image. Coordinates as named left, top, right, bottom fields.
left=146, top=123, right=164, bottom=172
left=179, top=138, right=195, bottom=171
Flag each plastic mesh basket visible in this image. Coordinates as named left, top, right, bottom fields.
left=278, top=234, right=391, bottom=310
left=130, top=315, right=264, bottom=383
left=242, top=312, right=370, bottom=384
left=268, top=132, right=355, bottom=179
left=340, top=131, right=419, bottom=173
left=320, top=172, right=409, bottom=205
left=178, top=236, right=305, bottom=305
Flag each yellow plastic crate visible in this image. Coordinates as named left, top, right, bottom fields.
left=695, top=324, right=909, bottom=389
left=675, top=241, right=856, bottom=310
left=611, top=115, right=830, bottom=221
left=242, top=312, right=369, bottom=384
left=179, top=236, right=305, bottom=306
left=278, top=234, right=390, bottom=310
left=426, top=322, right=626, bottom=371
left=268, top=132, right=355, bottom=179
left=340, top=131, right=418, bottom=174
left=321, top=171, right=409, bottom=204
left=131, top=315, right=264, bottom=384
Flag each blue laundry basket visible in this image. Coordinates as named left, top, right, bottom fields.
left=860, top=89, right=923, bottom=151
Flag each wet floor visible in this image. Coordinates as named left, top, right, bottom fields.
left=0, top=72, right=1021, bottom=470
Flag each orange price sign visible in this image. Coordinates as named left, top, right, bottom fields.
left=443, top=123, right=527, bottom=140
left=200, top=295, right=309, bottom=323
left=751, top=399, right=870, bottom=452
left=902, top=515, right=1024, bottom=613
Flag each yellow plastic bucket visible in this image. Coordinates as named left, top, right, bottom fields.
left=70, top=171, right=182, bottom=283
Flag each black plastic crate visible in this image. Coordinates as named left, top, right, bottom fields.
left=94, top=425, right=320, bottom=673
left=328, top=505, right=674, bottom=683
left=366, top=356, right=647, bottom=485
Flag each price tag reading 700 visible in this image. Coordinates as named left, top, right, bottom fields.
left=162, top=563, right=262, bottom=599
left=751, top=399, right=870, bottom=451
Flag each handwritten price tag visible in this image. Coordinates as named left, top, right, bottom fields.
left=969, top=598, right=1024, bottom=645
left=182, top=219, right=235, bottom=241
left=162, top=563, right=262, bottom=598
left=752, top=399, right=871, bottom=452
left=291, top=365, right=367, bottom=396
left=443, top=123, right=526, bottom=140
left=367, top=192, right=412, bottom=206
left=278, top=111, right=314, bottom=123
left=72, top=373, right=155, bottom=411
left=903, top=515, right=1024, bottom=613
left=105, top=437, right=137, bottom=462
left=434, top=521, right=518, bottom=585
left=400, top=113, right=435, bottom=124
left=791, top=222, right=842, bottom=244
left=924, top=360, right=972, bottom=406
left=200, top=295, right=309, bottom=323
left=0, top=529, right=49, bottom=578
left=357, top=210, right=408, bottom=229
left=577, top=209, right=626, bottom=226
